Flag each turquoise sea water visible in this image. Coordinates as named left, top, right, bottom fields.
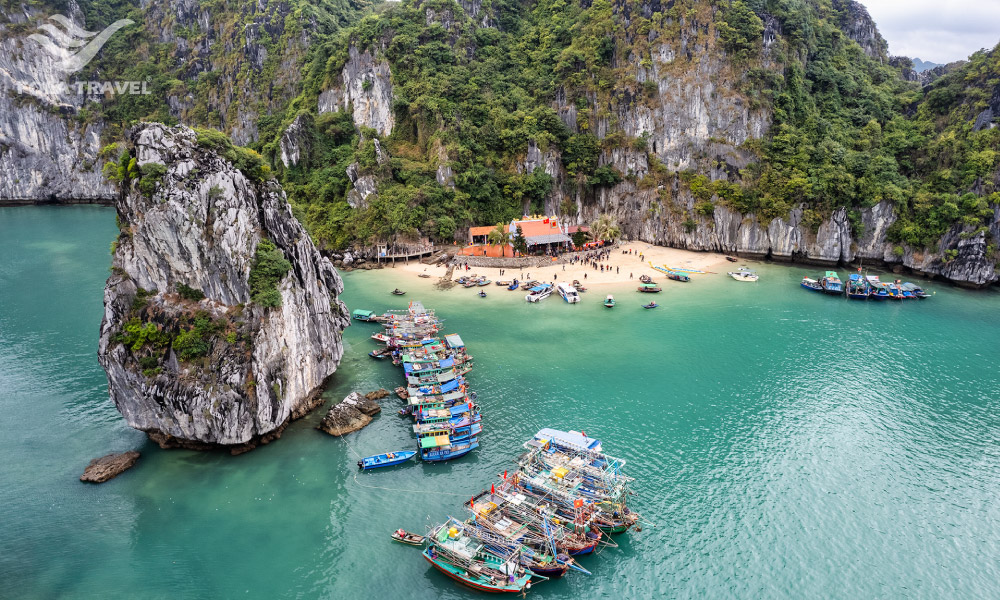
left=1, top=206, right=999, bottom=599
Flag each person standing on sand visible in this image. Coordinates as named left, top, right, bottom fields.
left=630, top=273, right=633, bottom=279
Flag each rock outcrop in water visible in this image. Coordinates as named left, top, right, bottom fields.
left=80, top=451, right=140, bottom=483
left=317, top=391, right=382, bottom=436
left=98, top=123, right=349, bottom=452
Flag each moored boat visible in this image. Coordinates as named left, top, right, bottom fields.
left=603, top=295, right=615, bottom=308
left=846, top=273, right=869, bottom=299
left=637, top=283, right=661, bottom=293
left=556, top=283, right=580, bottom=303
left=901, top=282, right=929, bottom=298
left=525, top=284, right=553, bottom=303
left=801, top=277, right=824, bottom=292
left=638, top=274, right=653, bottom=284
left=725, top=256, right=738, bottom=262
left=391, top=529, right=425, bottom=546
left=821, top=271, right=843, bottom=294
left=357, top=450, right=416, bottom=470
left=728, top=268, right=758, bottom=282
left=507, top=280, right=520, bottom=290
left=352, top=309, right=377, bottom=322
left=866, top=275, right=889, bottom=300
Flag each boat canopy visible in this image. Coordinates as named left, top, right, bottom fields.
left=440, top=379, right=461, bottom=393
left=825, top=271, right=840, bottom=279
left=352, top=309, right=375, bottom=319
left=639, top=283, right=658, bottom=289
left=420, top=434, right=451, bottom=449
left=534, top=428, right=602, bottom=452
left=444, top=334, right=465, bottom=349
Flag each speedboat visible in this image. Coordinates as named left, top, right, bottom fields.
left=728, top=267, right=758, bottom=282
left=525, top=284, right=553, bottom=303
left=556, top=282, right=580, bottom=303
left=801, top=277, right=824, bottom=292
left=604, top=295, right=615, bottom=308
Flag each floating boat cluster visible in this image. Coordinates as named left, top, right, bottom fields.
left=418, top=428, right=641, bottom=594
left=367, top=301, right=481, bottom=462
left=803, top=271, right=931, bottom=300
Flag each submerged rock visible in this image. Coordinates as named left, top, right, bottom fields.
left=318, top=392, right=382, bottom=436
left=80, top=451, right=140, bottom=483
left=98, top=123, right=349, bottom=452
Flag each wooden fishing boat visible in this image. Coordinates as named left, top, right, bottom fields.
left=846, top=273, right=869, bottom=300
left=821, top=271, right=843, bottom=294
left=391, top=529, right=425, bottom=546
left=495, top=280, right=512, bottom=286
left=357, top=450, right=416, bottom=470
left=477, top=279, right=492, bottom=286
left=725, top=256, right=738, bottom=262
left=800, top=277, right=824, bottom=292
left=901, top=282, right=929, bottom=298
left=603, top=294, right=615, bottom=308
left=422, top=544, right=540, bottom=594
left=391, top=288, right=406, bottom=296
left=665, top=270, right=689, bottom=282
left=638, top=274, right=653, bottom=284
left=352, top=309, right=377, bottom=322
left=369, top=347, right=393, bottom=359
left=637, top=283, right=661, bottom=293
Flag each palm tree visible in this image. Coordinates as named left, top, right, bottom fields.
left=589, top=214, right=621, bottom=244
left=486, top=223, right=511, bottom=257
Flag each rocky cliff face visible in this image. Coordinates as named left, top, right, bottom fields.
left=0, top=3, right=115, bottom=202
left=582, top=181, right=999, bottom=287
left=319, top=44, right=395, bottom=136
left=98, top=123, right=348, bottom=450
left=832, top=0, right=888, bottom=63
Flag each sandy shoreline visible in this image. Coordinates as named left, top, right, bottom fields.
left=390, top=243, right=734, bottom=288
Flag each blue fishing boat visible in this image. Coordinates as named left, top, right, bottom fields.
left=821, top=271, right=843, bottom=294
left=801, top=277, right=824, bottom=292
left=866, top=275, right=889, bottom=300
left=357, top=450, right=416, bottom=470
left=507, top=279, right=520, bottom=290
left=901, top=282, right=929, bottom=298
left=846, top=273, right=869, bottom=300
left=419, top=434, right=479, bottom=461
left=642, top=301, right=658, bottom=309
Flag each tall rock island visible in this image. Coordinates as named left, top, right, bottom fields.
left=98, top=123, right=348, bottom=452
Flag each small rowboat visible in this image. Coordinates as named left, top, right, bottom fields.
left=642, top=302, right=658, bottom=309
left=603, top=294, right=615, bottom=308
left=391, top=529, right=425, bottom=546
left=507, top=280, right=520, bottom=290
left=358, top=450, right=416, bottom=470
left=418, top=273, right=431, bottom=278
left=639, top=274, right=653, bottom=284
left=391, top=289, right=406, bottom=295
left=478, top=290, right=487, bottom=298
left=725, top=256, right=738, bottom=262
left=369, top=347, right=392, bottom=359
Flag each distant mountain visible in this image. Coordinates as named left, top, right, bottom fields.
left=911, top=58, right=942, bottom=72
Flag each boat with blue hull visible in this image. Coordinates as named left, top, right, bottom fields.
left=901, top=282, right=930, bottom=298
left=357, top=451, right=416, bottom=470
left=821, top=271, right=843, bottom=294
left=846, top=273, right=869, bottom=300
left=420, top=438, right=479, bottom=461
left=866, top=275, right=890, bottom=300
left=801, top=277, right=824, bottom=292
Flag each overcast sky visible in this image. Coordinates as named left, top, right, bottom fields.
left=860, top=0, right=1000, bottom=64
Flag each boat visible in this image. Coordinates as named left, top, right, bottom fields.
left=422, top=537, right=542, bottom=594
left=507, top=280, right=520, bottom=290
left=725, top=256, right=738, bottom=262
left=901, top=282, right=929, bottom=298
left=866, top=275, right=889, bottom=300
left=637, top=283, right=661, bottom=293
left=556, top=283, right=580, bottom=303
left=820, top=271, right=843, bottom=294
left=642, top=302, right=658, bottom=309
left=638, top=274, right=653, bottom=284
left=352, top=309, right=377, bottom=322
left=520, top=280, right=540, bottom=290
left=391, top=288, right=406, bottom=296
left=887, top=280, right=905, bottom=300
left=478, top=290, right=487, bottom=298
left=728, top=267, right=758, bottom=282
left=391, top=529, right=425, bottom=546
left=846, top=273, right=869, bottom=300
left=668, top=266, right=708, bottom=274
left=495, top=280, right=512, bottom=286
left=525, top=284, right=553, bottom=303
left=665, top=270, right=689, bottom=282
left=571, top=279, right=587, bottom=292
left=369, top=347, right=393, bottom=359
left=603, top=295, right=615, bottom=308
left=800, top=277, right=824, bottom=292
left=477, top=279, right=492, bottom=286
left=371, top=333, right=390, bottom=343
left=463, top=279, right=479, bottom=288
left=418, top=273, right=431, bottom=278
left=357, top=450, right=416, bottom=470
left=395, top=386, right=409, bottom=400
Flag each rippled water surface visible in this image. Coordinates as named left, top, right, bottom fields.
left=2, top=206, right=999, bottom=599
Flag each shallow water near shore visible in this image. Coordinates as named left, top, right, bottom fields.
left=2, top=206, right=999, bottom=599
